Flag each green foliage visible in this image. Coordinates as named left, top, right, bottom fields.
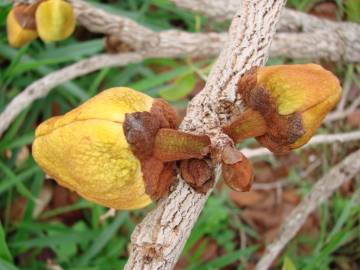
left=282, top=257, right=297, bottom=270
left=0, top=222, right=13, bottom=263
left=286, top=0, right=321, bottom=11
left=159, top=73, right=196, bottom=101
left=344, top=0, right=360, bottom=23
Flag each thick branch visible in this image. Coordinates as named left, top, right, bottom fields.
left=70, top=0, right=225, bottom=58
left=13, top=0, right=360, bottom=62
left=256, top=148, right=360, bottom=270
left=325, top=95, right=360, bottom=123
left=270, top=31, right=359, bottom=63
left=125, top=1, right=286, bottom=269
left=170, top=0, right=360, bottom=62
left=170, top=0, right=359, bottom=33
left=71, top=0, right=360, bottom=62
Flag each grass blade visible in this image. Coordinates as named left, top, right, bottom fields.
left=0, top=222, right=12, bottom=263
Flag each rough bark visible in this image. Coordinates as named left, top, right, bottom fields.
left=12, top=0, right=360, bottom=63
left=170, top=0, right=358, bottom=32
left=72, top=0, right=360, bottom=63
left=170, top=0, right=360, bottom=63
left=124, top=1, right=286, bottom=269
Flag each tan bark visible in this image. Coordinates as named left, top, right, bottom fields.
left=124, top=1, right=286, bottom=269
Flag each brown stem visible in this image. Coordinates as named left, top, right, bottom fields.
left=153, top=128, right=211, bottom=162
left=223, top=108, right=267, bottom=144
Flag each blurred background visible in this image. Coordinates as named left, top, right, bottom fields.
left=0, top=0, right=360, bottom=269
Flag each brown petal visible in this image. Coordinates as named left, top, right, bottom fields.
left=222, top=155, right=253, bottom=192
left=180, top=159, right=214, bottom=193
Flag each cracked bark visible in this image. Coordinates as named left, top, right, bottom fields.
left=170, top=0, right=360, bottom=63
left=13, top=0, right=360, bottom=63
left=124, top=1, right=286, bottom=269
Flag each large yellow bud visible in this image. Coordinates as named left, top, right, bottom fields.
left=36, top=0, right=76, bottom=42
left=33, top=88, right=211, bottom=209
left=7, top=4, right=38, bottom=48
left=224, top=64, right=342, bottom=153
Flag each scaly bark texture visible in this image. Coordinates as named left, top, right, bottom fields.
left=72, top=0, right=360, bottom=62
left=124, top=1, right=286, bottom=269
left=13, top=0, right=360, bottom=63
left=171, top=0, right=360, bottom=63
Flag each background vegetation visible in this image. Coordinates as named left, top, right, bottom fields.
left=0, top=0, right=360, bottom=269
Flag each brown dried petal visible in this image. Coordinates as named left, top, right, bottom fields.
left=142, top=158, right=174, bottom=201
left=221, top=145, right=244, bottom=165
left=124, top=111, right=160, bottom=159
left=123, top=100, right=178, bottom=201
left=180, top=159, right=214, bottom=193
left=13, top=3, right=38, bottom=30
left=151, top=99, right=178, bottom=129
left=222, top=155, right=253, bottom=192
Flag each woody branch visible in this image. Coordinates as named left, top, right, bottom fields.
left=13, top=0, right=360, bottom=62
left=124, top=0, right=286, bottom=268
left=2, top=0, right=359, bottom=137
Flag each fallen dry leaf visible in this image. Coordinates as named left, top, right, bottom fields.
left=229, top=190, right=266, bottom=207
left=310, top=2, right=338, bottom=21
left=347, top=110, right=360, bottom=128
left=282, top=189, right=300, bottom=204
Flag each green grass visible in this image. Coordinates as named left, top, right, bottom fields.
left=1, top=0, right=360, bottom=269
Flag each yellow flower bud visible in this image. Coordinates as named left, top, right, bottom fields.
left=36, top=0, right=75, bottom=42
left=33, top=88, right=154, bottom=209
left=33, top=87, right=211, bottom=209
left=7, top=5, right=38, bottom=48
left=224, top=64, right=341, bottom=153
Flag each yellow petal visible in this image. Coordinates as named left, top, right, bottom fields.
left=7, top=9, right=38, bottom=48
left=258, top=64, right=341, bottom=116
left=36, top=0, right=75, bottom=42
left=33, top=88, right=154, bottom=209
left=290, top=89, right=340, bottom=149
left=35, top=87, right=154, bottom=137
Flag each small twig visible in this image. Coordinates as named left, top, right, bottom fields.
left=256, top=148, right=360, bottom=270
left=348, top=95, right=360, bottom=112
left=99, top=208, right=116, bottom=223
left=336, top=66, right=353, bottom=112
left=46, top=260, right=64, bottom=270
left=243, top=130, right=360, bottom=159
left=0, top=53, right=145, bottom=137
left=252, top=180, right=288, bottom=191
left=325, top=95, right=360, bottom=123
left=300, top=159, right=322, bottom=178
